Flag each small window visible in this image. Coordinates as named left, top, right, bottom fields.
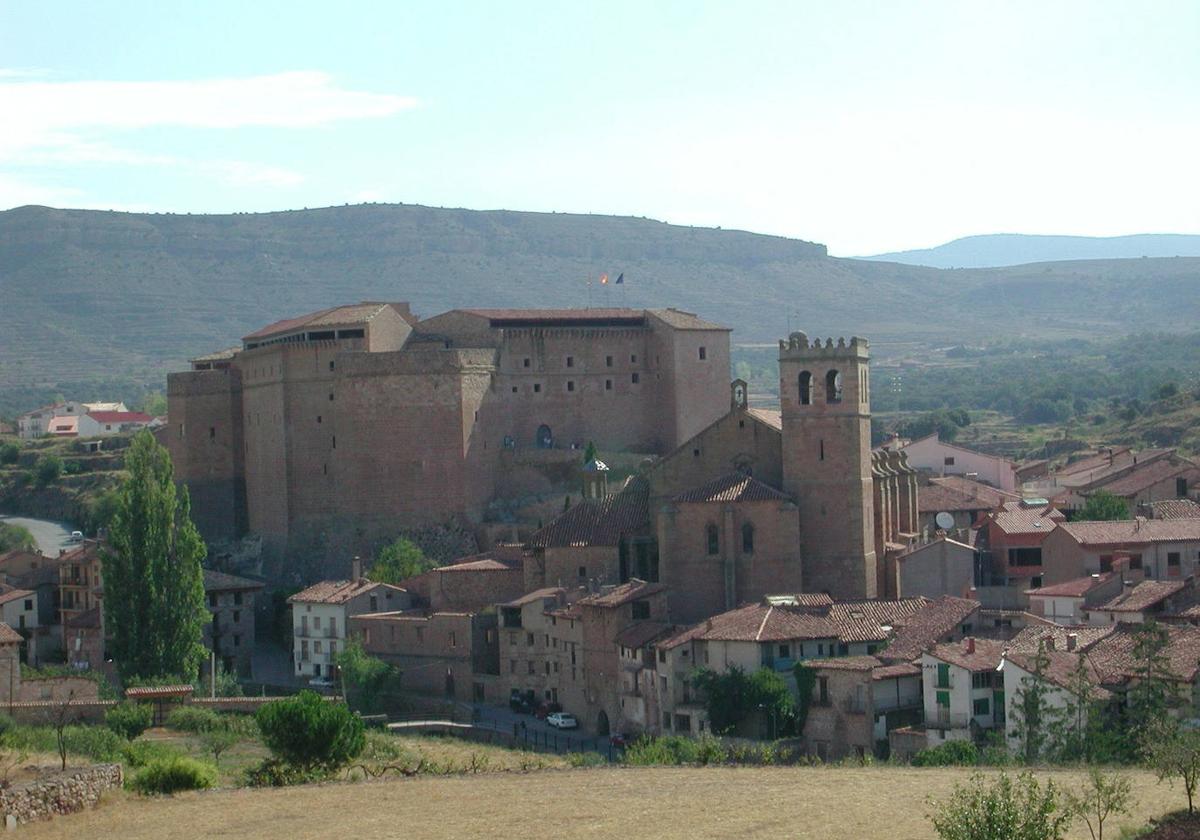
left=512, top=386, right=518, bottom=393
left=825, top=370, right=843, bottom=403
left=449, top=632, right=457, bottom=648
left=605, top=379, right=613, bottom=391
left=329, top=393, right=334, bottom=401
left=973, top=697, right=990, bottom=716
left=944, top=456, right=955, bottom=467
left=798, top=371, right=813, bottom=405
left=742, top=522, right=755, bottom=554
left=566, top=356, right=574, bottom=368
left=1169, top=552, right=1181, bottom=567
left=234, top=592, right=243, bottom=605
left=606, top=355, right=613, bottom=367
left=631, top=373, right=640, bottom=384
left=819, top=440, right=825, bottom=461
left=209, top=427, right=215, bottom=440
left=317, top=416, right=322, bottom=424
left=1178, top=478, right=1189, bottom=497
left=630, top=354, right=638, bottom=364
left=693, top=448, right=700, bottom=457
left=533, top=383, right=541, bottom=393
left=706, top=524, right=720, bottom=555
left=329, top=361, right=335, bottom=371
left=698, top=347, right=706, bottom=360
left=332, top=436, right=336, bottom=449
left=566, top=381, right=575, bottom=392
left=578, top=565, right=587, bottom=579
left=523, top=358, right=531, bottom=368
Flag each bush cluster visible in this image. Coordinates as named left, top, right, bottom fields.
left=122, top=740, right=186, bottom=768
left=4, top=725, right=126, bottom=763
left=912, top=740, right=980, bottom=767
left=255, top=691, right=364, bottom=772
left=106, top=703, right=154, bottom=740
left=128, top=756, right=217, bottom=795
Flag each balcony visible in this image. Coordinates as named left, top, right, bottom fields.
left=925, top=710, right=973, bottom=730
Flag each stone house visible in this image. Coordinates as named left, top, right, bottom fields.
left=885, top=536, right=977, bottom=600
left=350, top=608, right=499, bottom=703
left=0, top=549, right=59, bottom=662
left=288, top=570, right=410, bottom=683
left=915, top=475, right=1017, bottom=536
left=202, top=569, right=264, bottom=676
left=58, top=540, right=103, bottom=628
left=1087, top=578, right=1199, bottom=626
left=1024, top=573, right=1123, bottom=625
left=804, top=656, right=922, bottom=761
left=1064, top=450, right=1200, bottom=513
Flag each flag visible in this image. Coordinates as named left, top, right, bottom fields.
left=600, top=273, right=608, bottom=285
left=615, top=273, right=624, bottom=284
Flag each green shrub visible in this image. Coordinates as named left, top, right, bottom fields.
left=913, top=740, right=980, bottom=767
left=0, top=712, right=14, bottom=739
left=128, top=756, right=217, bottom=795
left=122, top=739, right=185, bottom=768
left=35, top=454, right=62, bottom=485
left=0, top=443, right=18, bottom=465
left=6, top=724, right=127, bottom=762
left=106, top=703, right=154, bottom=740
left=566, top=751, right=607, bottom=768
left=623, top=735, right=709, bottom=766
left=694, top=734, right=727, bottom=766
left=165, top=706, right=222, bottom=733
left=243, top=757, right=331, bottom=788
left=361, top=731, right=412, bottom=763
left=929, top=771, right=1070, bottom=840
left=255, top=691, right=364, bottom=771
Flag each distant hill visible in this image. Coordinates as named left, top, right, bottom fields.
left=862, top=233, right=1200, bottom=268
left=1, top=204, right=1199, bottom=400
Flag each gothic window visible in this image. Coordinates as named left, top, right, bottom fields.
left=798, top=371, right=813, bottom=405
left=742, top=522, right=755, bottom=554
left=706, top=524, right=720, bottom=555
left=825, top=370, right=843, bottom=404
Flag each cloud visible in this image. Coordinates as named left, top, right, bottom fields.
left=0, top=71, right=415, bottom=205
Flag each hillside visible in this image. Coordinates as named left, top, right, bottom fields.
left=864, top=232, right=1200, bottom=268
left=2, top=204, right=1199, bottom=405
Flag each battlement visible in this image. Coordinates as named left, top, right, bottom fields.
left=778, top=331, right=869, bottom=359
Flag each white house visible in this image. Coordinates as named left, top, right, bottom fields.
left=0, top=587, right=38, bottom=664
left=288, top=569, right=410, bottom=682
left=899, top=433, right=1018, bottom=491
left=16, top=402, right=130, bottom=439
left=76, top=411, right=153, bottom=438
left=1000, top=637, right=1109, bottom=756
left=1024, top=573, right=1122, bottom=625
left=920, top=637, right=1007, bottom=746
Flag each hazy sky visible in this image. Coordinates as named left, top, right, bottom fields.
left=1, top=1, right=1197, bottom=254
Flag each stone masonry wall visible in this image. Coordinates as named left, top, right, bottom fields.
left=0, top=764, right=122, bottom=827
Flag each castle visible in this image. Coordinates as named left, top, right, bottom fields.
left=168, top=303, right=917, bottom=602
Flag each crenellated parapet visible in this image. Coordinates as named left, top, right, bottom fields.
left=778, top=331, right=869, bottom=359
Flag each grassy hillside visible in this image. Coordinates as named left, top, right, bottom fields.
left=2, top=203, right=1199, bottom=414
left=18, top=765, right=1184, bottom=840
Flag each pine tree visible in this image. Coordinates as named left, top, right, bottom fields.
left=1126, top=620, right=1179, bottom=748
left=103, top=430, right=208, bottom=684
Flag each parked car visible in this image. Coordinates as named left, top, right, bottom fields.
left=67, top=531, right=84, bottom=543
left=546, top=712, right=578, bottom=730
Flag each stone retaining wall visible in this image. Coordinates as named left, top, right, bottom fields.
left=0, top=764, right=122, bottom=827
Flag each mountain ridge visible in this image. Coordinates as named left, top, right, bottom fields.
left=863, top=232, right=1200, bottom=268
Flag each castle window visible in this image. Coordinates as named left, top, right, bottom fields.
left=605, top=379, right=613, bottom=391
left=534, top=383, right=541, bottom=393
left=706, top=524, right=720, bottom=555
left=317, top=416, right=322, bottom=424
left=523, top=358, right=531, bottom=368
left=512, top=386, right=518, bottom=393
left=631, top=354, right=638, bottom=364
left=606, top=355, right=613, bottom=367
left=566, top=356, right=574, bottom=368
left=825, top=370, right=843, bottom=403
left=329, top=361, right=335, bottom=371
left=631, top=373, right=640, bottom=384
left=567, top=380, right=575, bottom=392
left=329, top=393, right=334, bottom=401
left=798, top=371, right=813, bottom=405
left=693, top=448, right=700, bottom=457
left=332, top=436, right=336, bottom=449
left=209, top=427, right=215, bottom=440
left=742, top=522, right=755, bottom=554
left=698, top=346, right=707, bottom=360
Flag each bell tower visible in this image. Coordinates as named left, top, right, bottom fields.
left=778, top=332, right=876, bottom=598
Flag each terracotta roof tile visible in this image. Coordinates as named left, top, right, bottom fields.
left=0, top=623, right=22, bottom=644
left=1058, top=518, right=1200, bottom=546
left=1007, top=624, right=1117, bottom=654
left=1026, top=573, right=1115, bottom=598
left=501, top=587, right=570, bottom=608
left=810, top=656, right=881, bottom=671
left=614, top=621, right=674, bottom=650
left=882, top=596, right=981, bottom=662
left=202, top=569, right=265, bottom=592
left=873, top=662, right=922, bottom=680
left=1096, top=579, right=1189, bottom=613
left=1003, top=648, right=1113, bottom=700
left=578, top=579, right=665, bottom=608
left=1145, top=499, right=1200, bottom=520
left=744, top=408, right=782, bottom=431
left=288, top=579, right=406, bottom=605
left=1083, top=623, right=1200, bottom=684
left=927, top=638, right=1008, bottom=671
left=527, top=477, right=649, bottom=548
left=919, top=476, right=1017, bottom=514
left=990, top=500, right=1065, bottom=536
left=244, top=303, right=391, bottom=340
left=0, top=587, right=34, bottom=606
left=646, top=308, right=730, bottom=331
left=672, top=472, right=791, bottom=504
left=86, top=411, right=152, bottom=424
left=1091, top=457, right=1196, bottom=497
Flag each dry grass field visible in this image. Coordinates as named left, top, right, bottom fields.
left=19, top=765, right=1188, bottom=840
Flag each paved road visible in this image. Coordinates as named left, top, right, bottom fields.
left=0, top=514, right=75, bottom=555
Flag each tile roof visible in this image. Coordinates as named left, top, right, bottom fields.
left=125, top=685, right=194, bottom=699
left=614, top=621, right=674, bottom=650
left=919, top=476, right=1017, bottom=514
left=0, top=587, right=34, bottom=606
left=829, top=597, right=935, bottom=644
left=1026, top=573, right=1115, bottom=599
left=744, top=408, right=782, bottom=431
left=1003, top=648, right=1113, bottom=700
left=0, top=623, right=22, bottom=644
left=1084, top=623, right=1200, bottom=684
left=646, top=308, right=730, bottom=331
left=458, top=308, right=647, bottom=327
left=190, top=347, right=240, bottom=363
left=1007, top=624, right=1118, bottom=655
left=86, top=411, right=153, bottom=424
left=1091, top=456, right=1197, bottom=497
left=578, top=579, right=666, bottom=608
left=882, top=596, right=981, bottom=662
left=873, top=662, right=922, bottom=680
left=244, top=302, right=393, bottom=340
left=926, top=638, right=1008, bottom=672
left=680, top=602, right=841, bottom=643
left=1096, top=579, right=1189, bottom=613
left=1057, top=518, right=1200, bottom=546
left=1056, top=447, right=1133, bottom=478
left=288, top=579, right=406, bottom=605
left=763, top=593, right=835, bottom=608
left=672, top=472, right=791, bottom=504
left=202, top=569, right=265, bottom=592
left=1145, top=499, right=1200, bottom=520
left=809, top=655, right=881, bottom=672
left=48, top=416, right=78, bottom=434
left=527, top=476, right=650, bottom=548
left=990, top=500, right=1065, bottom=536
left=501, top=587, right=565, bottom=608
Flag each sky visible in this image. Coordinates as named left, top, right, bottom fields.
left=1, top=1, right=1198, bottom=255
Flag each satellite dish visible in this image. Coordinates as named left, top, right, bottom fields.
left=935, top=511, right=955, bottom=530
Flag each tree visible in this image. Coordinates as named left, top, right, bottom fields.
left=747, top=667, right=797, bottom=738
left=35, top=454, right=62, bottom=485
left=256, top=691, right=365, bottom=771
left=103, top=430, right=208, bottom=684
left=0, top=442, right=18, bottom=465
left=929, top=771, right=1071, bottom=840
left=139, top=392, right=168, bottom=416
left=1009, top=644, right=1058, bottom=764
left=1076, top=491, right=1129, bottom=522
left=200, top=728, right=239, bottom=768
left=1143, top=719, right=1200, bottom=815
left=369, top=537, right=435, bottom=584
left=1126, top=620, right=1179, bottom=745
left=692, top=666, right=796, bottom=737
left=1063, top=768, right=1133, bottom=840
left=45, top=689, right=80, bottom=771
left=793, top=662, right=817, bottom=734
left=0, top=522, right=36, bottom=553
left=336, top=636, right=403, bottom=714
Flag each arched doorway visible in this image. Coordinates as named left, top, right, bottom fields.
left=444, top=668, right=455, bottom=699
left=536, top=424, right=553, bottom=449
left=596, top=710, right=610, bottom=736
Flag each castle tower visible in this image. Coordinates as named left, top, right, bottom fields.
left=778, top=332, right=877, bottom=598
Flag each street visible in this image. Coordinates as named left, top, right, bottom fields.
left=0, top=514, right=74, bottom=555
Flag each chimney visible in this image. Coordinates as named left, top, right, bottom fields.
left=964, top=638, right=975, bottom=654
left=1066, top=633, right=1078, bottom=652
left=351, top=556, right=362, bottom=582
